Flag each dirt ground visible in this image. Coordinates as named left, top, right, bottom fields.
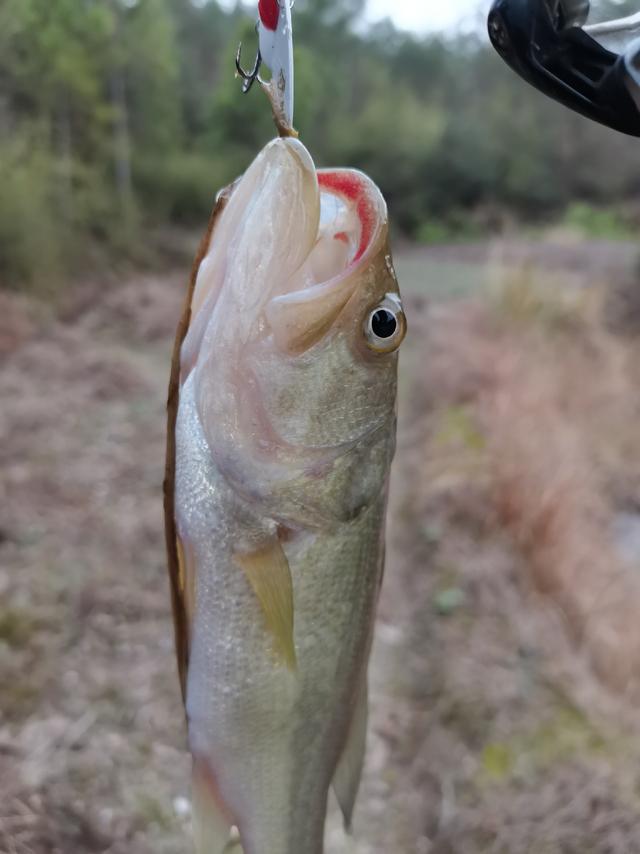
left=4, top=239, right=640, bottom=854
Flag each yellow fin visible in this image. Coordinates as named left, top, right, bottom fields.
left=177, top=535, right=196, bottom=628
left=234, top=540, right=297, bottom=670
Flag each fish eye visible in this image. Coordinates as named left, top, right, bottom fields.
left=364, top=294, right=406, bottom=354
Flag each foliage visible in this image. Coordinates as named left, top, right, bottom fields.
left=563, top=202, right=634, bottom=240
left=1, top=0, right=640, bottom=289
left=0, top=138, right=63, bottom=290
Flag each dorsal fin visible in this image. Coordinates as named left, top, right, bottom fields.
left=163, top=182, right=236, bottom=705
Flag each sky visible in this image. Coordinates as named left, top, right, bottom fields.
left=216, top=0, right=487, bottom=34
left=364, top=0, right=484, bottom=33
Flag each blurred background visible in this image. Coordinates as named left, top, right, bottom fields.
left=4, top=0, right=640, bottom=851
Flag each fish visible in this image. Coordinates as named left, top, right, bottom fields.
left=164, top=135, right=406, bottom=854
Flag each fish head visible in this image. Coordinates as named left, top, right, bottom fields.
left=182, top=138, right=406, bottom=527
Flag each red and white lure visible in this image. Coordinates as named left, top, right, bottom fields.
left=237, top=0, right=295, bottom=129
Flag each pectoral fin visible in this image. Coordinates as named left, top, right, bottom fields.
left=234, top=539, right=297, bottom=670
left=332, top=675, right=368, bottom=831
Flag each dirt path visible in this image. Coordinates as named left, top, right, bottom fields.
left=3, top=259, right=640, bottom=853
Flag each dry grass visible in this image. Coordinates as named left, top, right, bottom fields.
left=415, top=269, right=640, bottom=696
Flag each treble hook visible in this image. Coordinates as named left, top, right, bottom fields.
left=236, top=37, right=263, bottom=94
left=234, top=1, right=295, bottom=130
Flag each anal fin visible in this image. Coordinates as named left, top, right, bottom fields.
left=192, top=760, right=235, bottom=854
left=332, top=675, right=368, bottom=832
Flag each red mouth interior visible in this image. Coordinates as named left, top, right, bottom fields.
left=318, top=172, right=376, bottom=264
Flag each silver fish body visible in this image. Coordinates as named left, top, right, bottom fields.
left=166, top=136, right=406, bottom=854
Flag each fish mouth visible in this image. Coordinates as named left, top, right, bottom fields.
left=317, top=170, right=381, bottom=266
left=182, top=139, right=388, bottom=373
left=265, top=164, right=388, bottom=355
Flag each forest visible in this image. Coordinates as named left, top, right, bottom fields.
left=1, top=0, right=639, bottom=290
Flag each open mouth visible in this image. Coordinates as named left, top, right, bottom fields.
left=263, top=159, right=387, bottom=356
left=317, top=171, right=378, bottom=267
left=182, top=139, right=388, bottom=369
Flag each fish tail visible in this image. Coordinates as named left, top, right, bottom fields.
left=192, top=759, right=237, bottom=854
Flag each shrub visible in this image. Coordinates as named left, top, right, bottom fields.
left=563, top=202, right=633, bottom=240
left=0, top=140, right=63, bottom=292
left=134, top=153, right=232, bottom=225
